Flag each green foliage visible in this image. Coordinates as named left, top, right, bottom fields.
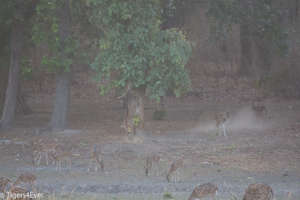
left=0, top=1, right=36, bottom=67
left=163, top=192, right=174, bottom=200
left=133, top=115, right=141, bottom=127
left=88, top=0, right=192, bottom=100
left=0, top=2, right=14, bottom=28
left=20, top=58, right=33, bottom=80
left=0, top=0, right=36, bottom=25
left=31, top=0, right=82, bottom=72
left=207, top=0, right=289, bottom=55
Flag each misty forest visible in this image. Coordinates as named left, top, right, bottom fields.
left=0, top=0, right=299, bottom=200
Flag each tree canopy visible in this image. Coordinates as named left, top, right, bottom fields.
left=88, top=0, right=192, bottom=100
left=207, top=0, right=289, bottom=55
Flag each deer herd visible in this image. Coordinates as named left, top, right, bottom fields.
left=0, top=99, right=277, bottom=199
left=0, top=139, right=277, bottom=200
left=0, top=173, right=37, bottom=200
left=0, top=172, right=275, bottom=200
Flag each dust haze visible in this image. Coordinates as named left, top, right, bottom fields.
left=191, top=107, right=272, bottom=135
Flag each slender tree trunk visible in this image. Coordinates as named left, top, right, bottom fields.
left=125, top=88, right=145, bottom=136
left=0, top=21, right=24, bottom=129
left=253, top=37, right=272, bottom=82
left=297, top=0, right=299, bottom=21
left=49, top=1, right=72, bottom=131
left=288, top=0, right=299, bottom=23
left=239, top=22, right=253, bottom=77
left=238, top=0, right=255, bottom=77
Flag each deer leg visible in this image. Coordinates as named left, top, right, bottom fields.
left=100, top=160, right=104, bottom=172
left=174, top=171, right=177, bottom=183
left=154, top=163, right=160, bottom=176
left=56, top=161, right=59, bottom=171
left=35, top=152, right=42, bottom=166
left=56, top=160, right=62, bottom=171
left=153, top=164, right=157, bottom=176
left=173, top=172, right=176, bottom=183
left=45, top=152, right=49, bottom=166
left=87, top=160, right=92, bottom=172
left=95, top=161, right=98, bottom=172
left=216, top=124, right=220, bottom=136
left=222, top=123, right=227, bottom=137
left=60, top=160, right=63, bottom=171
left=68, top=159, right=72, bottom=170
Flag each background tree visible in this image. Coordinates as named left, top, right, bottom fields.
left=88, top=0, right=192, bottom=135
left=32, top=0, right=83, bottom=131
left=0, top=3, right=11, bottom=113
left=0, top=0, right=36, bottom=129
left=207, top=0, right=288, bottom=81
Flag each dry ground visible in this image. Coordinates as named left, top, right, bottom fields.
left=0, top=93, right=300, bottom=200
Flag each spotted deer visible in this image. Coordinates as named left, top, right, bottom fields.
left=52, top=144, right=73, bottom=171
left=14, top=173, right=36, bottom=187
left=87, top=144, right=104, bottom=173
left=243, top=183, right=273, bottom=200
left=166, top=158, right=184, bottom=183
left=188, top=183, right=218, bottom=200
left=145, top=154, right=160, bottom=176
left=5, top=173, right=38, bottom=200
left=32, top=139, right=57, bottom=167
left=215, top=111, right=230, bottom=137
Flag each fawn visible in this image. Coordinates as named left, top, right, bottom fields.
left=13, top=173, right=37, bottom=193
left=52, top=144, right=73, bottom=171
left=87, top=144, right=104, bottom=173
left=166, top=158, right=184, bottom=183
left=188, top=183, right=218, bottom=200
left=215, top=111, right=230, bottom=137
left=5, top=173, right=38, bottom=200
left=14, top=173, right=36, bottom=186
left=243, top=183, right=273, bottom=200
left=32, top=139, right=57, bottom=167
left=145, top=154, right=160, bottom=176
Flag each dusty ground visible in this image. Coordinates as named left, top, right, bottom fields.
left=0, top=93, right=300, bottom=200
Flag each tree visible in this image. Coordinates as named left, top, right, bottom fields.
left=32, top=0, right=82, bottom=131
left=207, top=0, right=288, bottom=79
left=0, top=1, right=36, bottom=129
left=0, top=30, right=9, bottom=114
left=88, top=0, right=192, bottom=136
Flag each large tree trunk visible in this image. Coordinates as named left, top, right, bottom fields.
left=0, top=21, right=24, bottom=129
left=124, top=88, right=145, bottom=136
left=0, top=66, right=9, bottom=114
left=50, top=71, right=71, bottom=131
left=0, top=26, right=10, bottom=113
left=49, top=1, right=72, bottom=131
